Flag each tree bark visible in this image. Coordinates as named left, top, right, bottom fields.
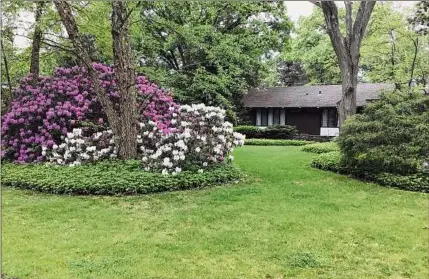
left=1, top=40, right=12, bottom=94
left=111, top=1, right=138, bottom=159
left=54, top=1, right=120, bottom=144
left=408, top=38, right=419, bottom=88
left=29, top=1, right=45, bottom=85
left=320, top=1, right=376, bottom=128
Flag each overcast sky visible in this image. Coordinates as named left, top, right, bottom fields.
left=14, top=1, right=419, bottom=48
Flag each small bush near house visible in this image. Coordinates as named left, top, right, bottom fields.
left=233, top=125, right=297, bottom=139
left=1, top=161, right=242, bottom=195
left=301, top=142, right=339, bottom=154
left=337, top=90, right=429, bottom=176
left=245, top=139, right=314, bottom=146
left=310, top=151, right=342, bottom=172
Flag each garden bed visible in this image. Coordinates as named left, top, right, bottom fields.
left=244, top=139, right=314, bottom=146
left=311, top=151, right=429, bottom=193
left=1, top=161, right=242, bottom=195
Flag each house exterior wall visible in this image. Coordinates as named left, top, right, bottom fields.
left=251, top=107, right=339, bottom=136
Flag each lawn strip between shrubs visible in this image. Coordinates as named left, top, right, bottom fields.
left=1, top=161, right=242, bottom=195
left=311, top=151, right=429, bottom=193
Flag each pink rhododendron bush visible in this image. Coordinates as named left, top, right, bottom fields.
left=1, top=64, right=245, bottom=174
left=1, top=63, right=177, bottom=163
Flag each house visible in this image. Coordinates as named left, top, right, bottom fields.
left=242, top=83, right=394, bottom=136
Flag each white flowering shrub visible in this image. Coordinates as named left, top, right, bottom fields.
left=138, top=104, right=245, bottom=174
left=45, top=128, right=117, bottom=166
left=45, top=104, right=245, bottom=173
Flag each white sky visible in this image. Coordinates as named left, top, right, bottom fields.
left=13, top=1, right=419, bottom=48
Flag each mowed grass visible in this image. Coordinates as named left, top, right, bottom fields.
left=2, top=146, right=428, bottom=279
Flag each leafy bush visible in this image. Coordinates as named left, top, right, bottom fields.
left=1, top=161, right=242, bottom=195
left=301, top=142, right=339, bottom=154
left=44, top=104, right=245, bottom=174
left=311, top=151, right=342, bottom=172
left=233, top=125, right=297, bottom=139
left=1, top=64, right=177, bottom=163
left=244, top=139, right=313, bottom=146
left=311, top=152, right=429, bottom=192
left=337, top=91, right=429, bottom=176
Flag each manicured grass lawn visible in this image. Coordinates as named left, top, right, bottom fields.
left=2, top=146, right=428, bottom=279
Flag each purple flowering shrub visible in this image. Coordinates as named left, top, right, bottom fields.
left=1, top=63, right=178, bottom=163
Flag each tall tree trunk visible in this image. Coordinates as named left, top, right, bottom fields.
left=29, top=1, right=45, bottom=85
left=1, top=40, right=12, bottom=94
left=319, top=1, right=376, bottom=128
left=111, top=1, right=138, bottom=159
left=54, top=1, right=120, bottom=142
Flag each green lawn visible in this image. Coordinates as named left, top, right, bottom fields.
left=2, top=146, right=428, bottom=279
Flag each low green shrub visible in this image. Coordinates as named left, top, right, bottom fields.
left=372, top=172, right=429, bottom=193
left=244, top=139, right=314, bottom=146
left=301, top=142, right=339, bottom=154
left=234, top=125, right=297, bottom=139
left=310, top=151, right=342, bottom=172
left=1, top=161, right=242, bottom=195
left=311, top=152, right=429, bottom=192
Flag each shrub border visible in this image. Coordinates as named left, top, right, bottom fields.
left=244, top=139, right=314, bottom=146
left=1, top=162, right=242, bottom=195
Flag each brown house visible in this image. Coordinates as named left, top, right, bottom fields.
left=242, top=83, right=394, bottom=136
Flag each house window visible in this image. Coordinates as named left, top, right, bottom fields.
left=322, top=108, right=338, bottom=127
left=260, top=108, right=268, bottom=126
left=273, top=109, right=281, bottom=125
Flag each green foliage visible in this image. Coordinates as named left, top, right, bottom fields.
left=311, top=151, right=429, bottom=192
left=311, top=151, right=343, bottom=172
left=361, top=3, right=429, bottom=88
left=244, top=139, right=313, bottom=146
left=1, top=161, right=242, bottom=195
left=301, top=142, right=339, bottom=154
left=338, top=90, right=429, bottom=175
left=134, top=2, right=292, bottom=119
left=233, top=125, right=297, bottom=139
left=284, top=8, right=341, bottom=85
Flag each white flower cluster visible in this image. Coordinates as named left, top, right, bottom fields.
left=138, top=104, right=245, bottom=175
left=45, top=104, right=245, bottom=172
left=45, top=128, right=117, bottom=166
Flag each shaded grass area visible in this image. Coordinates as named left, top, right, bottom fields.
left=2, top=146, right=428, bottom=278
left=244, top=138, right=313, bottom=146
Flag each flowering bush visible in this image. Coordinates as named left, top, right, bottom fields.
left=1, top=63, right=178, bottom=163
left=44, top=104, right=245, bottom=174
left=138, top=104, right=245, bottom=174
left=45, top=128, right=117, bottom=166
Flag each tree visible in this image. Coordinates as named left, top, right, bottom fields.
left=29, top=1, right=45, bottom=84
left=54, top=0, right=138, bottom=159
left=285, top=8, right=341, bottom=85
left=315, top=1, right=376, bottom=127
left=135, top=2, right=292, bottom=122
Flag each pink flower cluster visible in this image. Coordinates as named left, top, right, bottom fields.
left=1, top=63, right=178, bottom=163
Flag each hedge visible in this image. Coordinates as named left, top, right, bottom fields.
left=244, top=139, right=314, bottom=146
left=301, top=142, right=339, bottom=154
left=311, top=151, right=429, bottom=192
left=1, top=161, right=242, bottom=195
left=233, top=125, right=297, bottom=139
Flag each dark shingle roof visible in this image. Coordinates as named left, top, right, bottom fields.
left=243, top=83, right=395, bottom=108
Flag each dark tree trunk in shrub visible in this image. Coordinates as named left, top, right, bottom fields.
left=29, top=1, right=45, bottom=85
left=55, top=1, right=139, bottom=159
left=318, top=1, right=376, bottom=127
left=111, top=1, right=138, bottom=159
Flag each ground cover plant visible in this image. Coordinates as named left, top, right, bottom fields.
left=301, top=141, right=339, bottom=154
left=1, top=161, right=242, bottom=195
left=233, top=125, right=297, bottom=139
left=2, top=146, right=428, bottom=278
left=244, top=138, right=313, bottom=146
